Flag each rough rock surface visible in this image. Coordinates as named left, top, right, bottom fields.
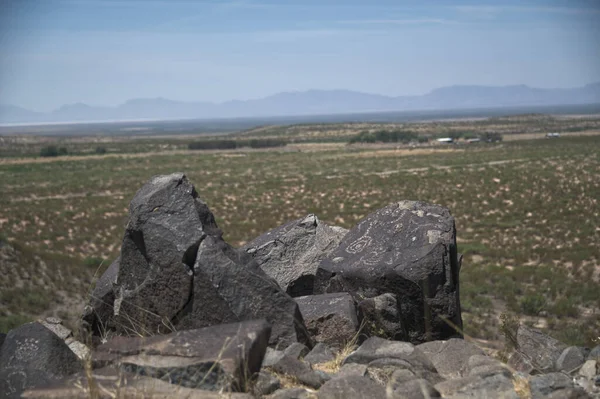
left=434, top=373, right=519, bottom=399
left=529, top=372, right=581, bottom=398
left=22, top=367, right=254, bottom=399
left=112, top=173, right=219, bottom=334
left=82, top=256, right=120, bottom=337
left=0, top=322, right=83, bottom=399
left=304, top=343, right=336, bottom=365
left=556, top=346, right=587, bottom=373
left=85, top=173, right=311, bottom=349
left=284, top=342, right=310, bottom=360
left=91, top=320, right=271, bottom=392
left=317, top=375, right=386, bottom=399
left=314, top=200, right=462, bottom=343
left=344, top=337, right=434, bottom=371
left=295, top=293, right=359, bottom=349
left=180, top=234, right=312, bottom=348
left=417, top=338, right=485, bottom=379
left=508, top=325, right=568, bottom=373
left=253, top=371, right=281, bottom=396
left=358, top=293, right=404, bottom=340
left=244, top=214, right=347, bottom=297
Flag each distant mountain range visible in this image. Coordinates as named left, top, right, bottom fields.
left=2, top=83, right=599, bottom=124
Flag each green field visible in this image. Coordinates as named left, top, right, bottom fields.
left=1, top=133, right=599, bottom=347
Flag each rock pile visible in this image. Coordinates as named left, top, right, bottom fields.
left=1, top=172, right=597, bottom=398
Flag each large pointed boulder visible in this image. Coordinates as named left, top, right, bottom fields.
left=83, top=172, right=311, bottom=349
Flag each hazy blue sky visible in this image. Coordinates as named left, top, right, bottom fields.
left=1, top=0, right=599, bottom=111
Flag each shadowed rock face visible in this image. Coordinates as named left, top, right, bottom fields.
left=295, top=292, right=359, bottom=350
left=314, top=200, right=462, bottom=344
left=84, top=173, right=310, bottom=349
left=178, top=235, right=312, bottom=348
left=0, top=322, right=83, bottom=399
left=243, top=214, right=348, bottom=297
left=112, top=172, right=218, bottom=334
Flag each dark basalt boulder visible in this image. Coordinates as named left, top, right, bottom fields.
left=358, top=293, right=404, bottom=340
left=244, top=214, right=347, bottom=297
left=295, top=292, right=359, bottom=350
left=82, top=256, right=120, bottom=339
left=112, top=172, right=219, bottom=334
left=178, top=235, right=312, bottom=348
left=0, top=322, right=83, bottom=399
left=314, top=200, right=462, bottom=343
left=84, top=173, right=311, bottom=349
left=92, top=320, right=271, bottom=392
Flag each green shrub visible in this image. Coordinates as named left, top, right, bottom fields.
left=83, top=256, right=105, bottom=269
left=95, top=146, right=107, bottom=154
left=551, top=297, right=579, bottom=318
left=188, top=140, right=237, bottom=150
left=519, top=293, right=546, bottom=316
left=0, top=314, right=32, bottom=333
left=40, top=145, right=68, bottom=157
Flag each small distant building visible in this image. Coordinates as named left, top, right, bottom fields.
left=436, top=137, right=454, bottom=143
left=545, top=132, right=561, bottom=138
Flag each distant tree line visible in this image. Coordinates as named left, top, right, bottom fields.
left=39, top=145, right=68, bottom=157
left=188, top=138, right=287, bottom=150
left=348, top=130, right=426, bottom=144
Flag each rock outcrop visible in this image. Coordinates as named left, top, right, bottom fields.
left=5, top=173, right=595, bottom=398
left=83, top=173, right=311, bottom=348
left=243, top=214, right=347, bottom=297
left=0, top=322, right=83, bottom=398
left=314, top=200, right=463, bottom=343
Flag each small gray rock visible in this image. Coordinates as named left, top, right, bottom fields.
left=579, top=360, right=597, bottom=379
left=417, top=338, right=484, bottom=379
left=268, top=387, right=316, bottom=399
left=436, top=373, right=519, bottom=399
left=556, top=346, right=587, bottom=373
left=285, top=342, right=310, bottom=360
left=466, top=355, right=511, bottom=378
left=297, top=370, right=327, bottom=389
left=40, top=319, right=72, bottom=341
left=304, top=343, right=336, bottom=365
left=389, top=369, right=418, bottom=384
left=545, top=387, right=592, bottom=399
left=296, top=293, right=359, bottom=350
left=263, top=348, right=286, bottom=368
left=387, top=378, right=441, bottom=399
left=253, top=371, right=281, bottom=396
left=317, top=375, right=386, bottom=399
left=588, top=346, right=600, bottom=361
left=366, top=358, right=442, bottom=386
left=358, top=293, right=404, bottom=340
left=331, top=363, right=367, bottom=379
left=529, top=372, right=576, bottom=399
left=343, top=337, right=434, bottom=375
left=269, top=354, right=312, bottom=377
